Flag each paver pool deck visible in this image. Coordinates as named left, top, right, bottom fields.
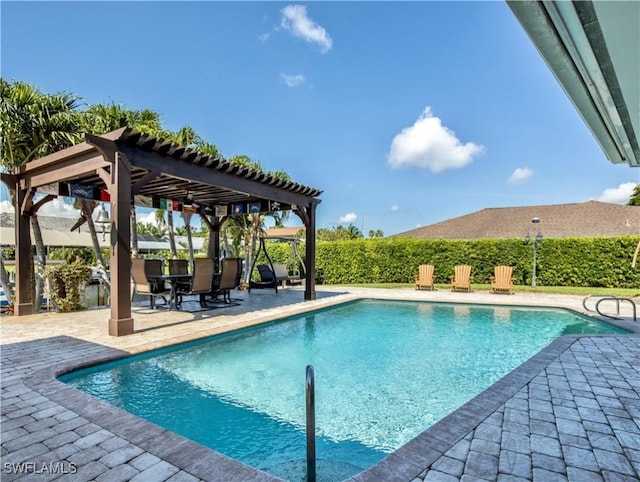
left=1, top=286, right=639, bottom=481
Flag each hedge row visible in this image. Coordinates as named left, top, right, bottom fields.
left=262, top=237, right=640, bottom=288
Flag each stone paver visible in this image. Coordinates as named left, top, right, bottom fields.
left=1, top=287, right=639, bottom=481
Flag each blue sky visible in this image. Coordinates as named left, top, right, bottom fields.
left=2, top=1, right=638, bottom=236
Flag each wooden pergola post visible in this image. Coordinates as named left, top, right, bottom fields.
left=296, top=201, right=318, bottom=301
left=87, top=133, right=134, bottom=336
left=14, top=184, right=34, bottom=315
left=107, top=152, right=134, bottom=335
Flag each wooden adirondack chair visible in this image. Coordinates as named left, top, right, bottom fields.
left=414, top=264, right=435, bottom=290
left=450, top=265, right=473, bottom=292
left=490, top=265, right=515, bottom=294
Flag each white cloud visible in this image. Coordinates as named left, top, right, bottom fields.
left=281, top=5, right=332, bottom=53
left=507, top=167, right=533, bottom=185
left=594, top=182, right=638, bottom=204
left=390, top=205, right=399, bottom=212
left=37, top=197, right=80, bottom=218
left=138, top=211, right=161, bottom=227
left=338, top=212, right=357, bottom=224
left=0, top=200, right=13, bottom=214
left=280, top=73, right=306, bottom=87
left=387, top=107, right=484, bottom=172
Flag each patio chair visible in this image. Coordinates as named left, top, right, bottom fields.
left=168, top=259, right=190, bottom=292
left=209, top=258, right=241, bottom=304
left=176, top=258, right=215, bottom=310
left=131, top=258, right=170, bottom=309
left=168, top=259, right=189, bottom=275
left=490, top=265, right=515, bottom=295
left=414, top=264, right=435, bottom=290
left=450, top=265, right=473, bottom=292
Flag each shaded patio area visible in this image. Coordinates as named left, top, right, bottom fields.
left=1, top=287, right=638, bottom=481
left=6, top=127, right=322, bottom=336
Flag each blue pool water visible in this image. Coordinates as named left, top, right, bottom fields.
left=61, top=300, right=627, bottom=481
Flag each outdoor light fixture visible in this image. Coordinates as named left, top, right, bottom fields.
left=524, top=217, right=543, bottom=289
left=95, top=203, right=111, bottom=242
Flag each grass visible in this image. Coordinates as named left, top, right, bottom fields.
left=335, top=283, right=640, bottom=298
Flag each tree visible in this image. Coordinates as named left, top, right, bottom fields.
left=72, top=199, right=110, bottom=292
left=0, top=79, right=84, bottom=311
left=137, top=222, right=167, bottom=238
left=368, top=229, right=384, bottom=238
left=158, top=126, right=213, bottom=264
left=628, top=184, right=640, bottom=206
left=317, top=225, right=364, bottom=241
left=81, top=102, right=165, bottom=258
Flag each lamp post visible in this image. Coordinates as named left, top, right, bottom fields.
left=95, top=203, right=111, bottom=242
left=524, top=217, right=542, bottom=289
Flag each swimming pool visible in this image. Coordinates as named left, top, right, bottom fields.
left=61, top=299, right=627, bottom=481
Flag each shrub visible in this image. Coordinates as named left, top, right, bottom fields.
left=43, top=260, right=92, bottom=312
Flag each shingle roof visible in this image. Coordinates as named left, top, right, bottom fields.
left=392, top=201, right=640, bottom=239
left=263, top=227, right=305, bottom=239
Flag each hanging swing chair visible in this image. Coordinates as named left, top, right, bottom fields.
left=248, top=237, right=279, bottom=293
left=283, top=236, right=305, bottom=281
left=248, top=236, right=306, bottom=292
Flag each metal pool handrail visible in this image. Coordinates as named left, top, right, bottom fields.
left=583, top=294, right=637, bottom=321
left=306, top=365, right=316, bottom=482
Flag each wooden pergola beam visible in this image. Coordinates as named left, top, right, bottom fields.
left=117, top=143, right=315, bottom=208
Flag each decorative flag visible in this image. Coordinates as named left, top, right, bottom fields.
left=134, top=194, right=153, bottom=207
left=248, top=202, right=261, bottom=214
left=69, top=184, right=95, bottom=199
left=100, top=189, right=111, bottom=202
left=159, top=199, right=168, bottom=210
left=215, top=205, right=228, bottom=216
left=231, top=203, right=245, bottom=215
left=183, top=204, right=197, bottom=214
left=38, top=183, right=59, bottom=196
left=269, top=201, right=281, bottom=212
left=172, top=200, right=180, bottom=211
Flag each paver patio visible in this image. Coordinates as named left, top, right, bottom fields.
left=1, top=287, right=638, bottom=481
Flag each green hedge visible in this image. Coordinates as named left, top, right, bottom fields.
left=310, top=237, right=640, bottom=288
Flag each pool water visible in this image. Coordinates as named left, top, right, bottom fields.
left=61, top=300, right=626, bottom=481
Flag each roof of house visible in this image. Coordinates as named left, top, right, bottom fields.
left=392, top=201, right=640, bottom=240
left=263, top=227, right=305, bottom=239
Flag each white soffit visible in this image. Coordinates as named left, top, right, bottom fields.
left=508, top=0, right=639, bottom=167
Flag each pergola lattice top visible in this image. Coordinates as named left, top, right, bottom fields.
left=20, top=127, right=322, bottom=214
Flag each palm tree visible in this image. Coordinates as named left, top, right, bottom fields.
left=174, top=226, right=188, bottom=236
left=154, top=209, right=177, bottom=258
left=0, top=79, right=84, bottom=311
left=72, top=199, right=110, bottom=291
left=81, top=102, right=164, bottom=257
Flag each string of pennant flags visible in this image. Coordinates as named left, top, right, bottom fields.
left=40, top=182, right=289, bottom=216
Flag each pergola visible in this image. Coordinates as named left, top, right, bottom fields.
left=7, top=127, right=322, bottom=336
